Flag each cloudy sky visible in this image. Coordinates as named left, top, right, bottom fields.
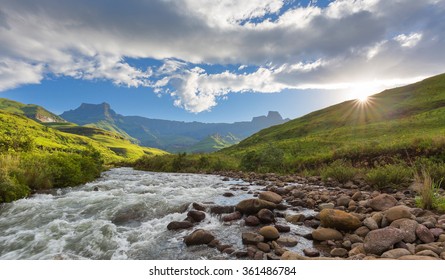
left=0, top=0, right=444, bottom=122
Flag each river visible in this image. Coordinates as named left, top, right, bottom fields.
left=0, top=168, right=313, bottom=260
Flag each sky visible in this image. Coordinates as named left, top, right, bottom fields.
left=0, top=0, right=444, bottom=123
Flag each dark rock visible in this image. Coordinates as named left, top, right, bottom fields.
left=235, top=251, right=248, bottom=258
left=257, top=208, right=275, bottom=224
left=416, top=224, right=435, bottom=243
left=259, top=226, right=280, bottom=240
left=236, top=199, right=276, bottom=215
left=93, top=187, right=99, bottom=191
left=254, top=251, right=264, bottom=260
left=303, top=248, right=320, bottom=257
left=259, top=191, right=283, bottom=204
left=355, top=226, right=370, bottom=237
left=242, top=232, right=264, bottom=245
left=304, top=219, right=321, bottom=229
left=192, top=202, right=206, bottom=211
left=336, top=195, right=351, bottom=207
left=312, top=228, right=343, bottom=241
left=274, top=224, right=291, bottom=232
left=390, top=218, right=418, bottom=243
left=368, top=194, right=397, bottom=211
left=187, top=210, right=206, bottom=223
left=207, top=239, right=220, bottom=248
left=222, top=248, right=235, bottom=255
left=210, top=205, right=235, bottom=215
left=184, top=229, right=215, bottom=246
left=167, top=221, right=193, bottom=230
left=319, top=209, right=362, bottom=231
left=244, top=215, right=261, bottom=226
left=363, top=227, right=404, bottom=255
left=222, top=211, right=242, bottom=222
left=223, top=192, right=234, bottom=197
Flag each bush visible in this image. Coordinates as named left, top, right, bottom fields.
left=239, top=146, right=285, bottom=172
left=415, top=170, right=445, bottom=212
left=320, top=160, right=357, bottom=183
left=0, top=154, right=30, bottom=202
left=414, top=158, right=445, bottom=188
left=365, top=164, right=412, bottom=188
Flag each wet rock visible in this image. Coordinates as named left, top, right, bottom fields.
left=210, top=205, right=235, bottom=215
left=330, top=248, right=348, bottom=257
left=274, top=224, right=291, bottom=232
left=257, top=209, right=275, bottom=224
left=111, top=205, right=148, bottom=225
left=207, top=239, right=220, bottom=248
left=217, top=244, right=232, bottom=252
left=416, top=224, right=435, bottom=243
left=187, top=210, right=206, bottom=223
left=390, top=218, right=418, bottom=243
left=363, top=227, right=404, bottom=255
left=223, top=192, right=234, bottom=197
left=312, top=228, right=343, bottom=241
left=236, top=199, right=276, bottom=215
left=184, top=229, right=215, bottom=246
left=167, top=221, right=194, bottom=230
left=381, top=248, right=411, bottom=259
left=277, top=236, right=299, bottom=247
left=257, top=242, right=271, bottom=253
left=93, top=187, right=99, bottom=191
left=318, top=203, right=335, bottom=210
left=274, top=247, right=287, bottom=256
left=385, top=205, right=412, bottom=223
left=259, top=191, right=282, bottom=204
left=285, top=214, right=305, bottom=224
left=192, top=202, right=206, bottom=211
left=319, top=209, right=362, bottom=231
left=235, top=251, right=249, bottom=258
left=222, top=248, right=235, bottom=255
left=259, top=226, right=280, bottom=240
left=363, top=217, right=379, bottom=230
left=242, top=232, right=264, bottom=245
left=222, top=211, right=242, bottom=222
left=368, top=194, right=397, bottom=211
left=244, top=215, right=260, bottom=227
left=303, top=248, right=320, bottom=257
left=254, top=251, right=264, bottom=260
left=304, top=219, right=321, bottom=229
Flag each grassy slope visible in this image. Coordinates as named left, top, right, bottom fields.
left=222, top=73, right=445, bottom=167
left=1, top=111, right=167, bottom=164
left=0, top=98, right=66, bottom=123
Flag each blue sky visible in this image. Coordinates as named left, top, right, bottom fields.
left=0, top=0, right=444, bottom=122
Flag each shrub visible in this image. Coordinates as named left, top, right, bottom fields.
left=414, top=158, right=445, bottom=188
left=320, top=160, right=357, bottom=183
left=415, top=170, right=445, bottom=212
left=0, top=154, right=30, bottom=202
left=239, top=146, right=285, bottom=172
left=365, top=164, right=412, bottom=188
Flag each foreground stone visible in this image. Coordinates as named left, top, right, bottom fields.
left=368, top=194, right=397, bottom=211
left=187, top=210, right=206, bottom=223
left=384, top=205, right=412, bottom=223
left=167, top=221, right=193, bottom=230
left=184, top=229, right=215, bottom=246
left=390, top=218, right=418, bottom=243
left=381, top=248, right=411, bottom=259
left=363, top=227, right=404, bottom=255
left=416, top=224, right=435, bottom=243
left=259, top=226, right=280, bottom=240
left=259, top=191, right=283, bottom=204
left=236, top=199, right=276, bottom=215
left=312, top=227, right=343, bottom=241
left=319, top=209, right=362, bottom=231
left=242, top=232, right=264, bottom=245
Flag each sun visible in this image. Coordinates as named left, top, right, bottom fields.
left=357, top=94, right=369, bottom=103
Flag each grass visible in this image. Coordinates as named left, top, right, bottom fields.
left=415, top=170, right=445, bottom=212
left=320, top=160, right=357, bottom=183
left=365, top=164, right=413, bottom=189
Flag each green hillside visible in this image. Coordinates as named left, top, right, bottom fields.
left=0, top=98, right=66, bottom=123
left=221, top=73, right=445, bottom=170
left=185, top=133, right=240, bottom=153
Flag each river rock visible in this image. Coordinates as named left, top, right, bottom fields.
left=430, top=228, right=444, bottom=238
left=210, top=205, right=235, bottom=214
left=242, top=232, right=264, bottom=245
left=416, top=250, right=439, bottom=258
left=398, top=255, right=439, bottom=260
left=355, top=226, right=370, bottom=237
left=319, top=209, right=362, bottom=231
left=244, top=215, right=261, bottom=226
left=274, top=224, right=291, bottom=232
left=236, top=199, right=276, bottom=215
left=285, top=214, right=305, bottom=224
left=385, top=205, right=412, bottom=223
left=277, top=236, right=298, bottom=247
left=351, top=191, right=362, bottom=201
left=257, top=242, right=271, bottom=253
left=184, top=229, right=215, bottom=246
left=415, top=244, right=442, bottom=255
left=416, top=224, right=435, bottom=243
left=390, top=218, right=418, bottom=243
left=259, top=191, right=282, bottom=204
left=368, top=194, right=397, bottom=211
left=336, top=195, right=351, bottom=207
left=187, top=210, right=206, bottom=223
left=167, top=221, right=194, bottom=230
left=363, top=227, right=404, bottom=255
left=312, top=228, right=343, bottom=241
left=303, top=248, right=320, bottom=257
left=363, top=217, right=379, bottom=230
left=348, top=244, right=365, bottom=257
left=192, top=202, right=206, bottom=211
left=381, top=248, right=411, bottom=259
left=257, top=209, right=275, bottom=224
left=330, top=248, right=348, bottom=257
left=259, top=226, right=280, bottom=240
left=318, top=203, right=335, bottom=210
left=222, top=211, right=242, bottom=222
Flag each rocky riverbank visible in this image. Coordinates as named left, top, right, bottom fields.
left=167, top=171, right=445, bottom=260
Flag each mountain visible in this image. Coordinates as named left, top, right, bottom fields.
left=0, top=98, right=66, bottom=123
left=222, top=73, right=445, bottom=167
left=61, top=104, right=290, bottom=153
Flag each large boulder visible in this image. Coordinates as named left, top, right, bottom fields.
left=236, top=199, right=276, bottom=215
left=259, top=226, right=280, bottom=240
left=385, top=205, right=412, bottom=223
left=184, top=229, right=215, bottom=246
left=319, top=209, right=362, bottom=231
left=312, top=228, right=343, bottom=241
left=259, top=191, right=282, bottom=204
left=416, top=224, right=435, bottom=243
left=390, top=218, right=419, bottom=243
left=368, top=194, right=397, bottom=211
left=363, top=227, right=404, bottom=255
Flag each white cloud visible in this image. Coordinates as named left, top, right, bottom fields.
left=394, top=33, right=423, bottom=48
left=0, top=59, right=44, bottom=91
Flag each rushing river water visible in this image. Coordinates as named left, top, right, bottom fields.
left=0, top=168, right=313, bottom=260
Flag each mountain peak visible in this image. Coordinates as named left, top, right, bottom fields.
left=61, top=102, right=117, bottom=125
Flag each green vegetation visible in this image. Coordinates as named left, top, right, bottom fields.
left=0, top=98, right=66, bottom=123
left=415, top=170, right=445, bottom=212
left=320, top=160, right=357, bottom=184
left=365, top=164, right=412, bottom=189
